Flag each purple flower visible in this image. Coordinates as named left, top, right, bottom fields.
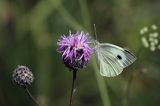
left=57, top=31, right=92, bottom=71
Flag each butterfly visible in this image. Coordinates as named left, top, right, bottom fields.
left=93, top=40, right=136, bottom=77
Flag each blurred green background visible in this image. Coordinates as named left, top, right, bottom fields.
left=0, top=0, right=160, bottom=106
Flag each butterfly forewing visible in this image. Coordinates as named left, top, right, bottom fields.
left=95, top=42, right=136, bottom=77
left=100, top=43, right=136, bottom=68
left=95, top=44, right=124, bottom=77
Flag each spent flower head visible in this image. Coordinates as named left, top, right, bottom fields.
left=12, top=65, right=34, bottom=88
left=57, top=31, right=92, bottom=71
left=140, top=25, right=160, bottom=51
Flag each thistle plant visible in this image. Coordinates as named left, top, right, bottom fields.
left=12, top=65, right=40, bottom=106
left=57, top=31, right=92, bottom=106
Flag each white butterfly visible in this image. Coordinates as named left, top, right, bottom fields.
left=93, top=40, right=136, bottom=77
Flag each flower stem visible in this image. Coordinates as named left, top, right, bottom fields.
left=25, top=88, right=40, bottom=106
left=124, top=47, right=143, bottom=106
left=69, top=70, right=77, bottom=106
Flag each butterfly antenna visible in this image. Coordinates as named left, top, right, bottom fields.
left=93, top=24, right=98, bottom=40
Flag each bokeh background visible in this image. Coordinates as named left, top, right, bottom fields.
left=0, top=0, right=160, bottom=106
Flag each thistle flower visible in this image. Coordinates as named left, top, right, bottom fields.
left=57, top=31, right=92, bottom=106
left=12, top=65, right=34, bottom=88
left=57, top=31, right=92, bottom=71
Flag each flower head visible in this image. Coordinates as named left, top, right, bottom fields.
left=57, top=31, right=92, bottom=71
left=12, top=65, right=34, bottom=88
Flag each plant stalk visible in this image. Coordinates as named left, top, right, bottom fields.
left=125, top=47, right=143, bottom=106
left=25, top=88, right=40, bottom=106
left=69, top=70, right=77, bottom=106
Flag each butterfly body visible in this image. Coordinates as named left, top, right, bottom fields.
left=94, top=40, right=136, bottom=77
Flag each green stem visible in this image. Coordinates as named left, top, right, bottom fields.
left=124, top=47, right=143, bottom=106
left=78, top=0, right=91, bottom=31
left=92, top=60, right=111, bottom=106
left=69, top=70, right=77, bottom=106
left=57, top=5, right=85, bottom=31
left=25, top=88, right=40, bottom=106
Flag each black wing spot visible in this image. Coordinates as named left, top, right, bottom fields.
left=117, top=55, right=122, bottom=60
left=124, top=49, right=136, bottom=58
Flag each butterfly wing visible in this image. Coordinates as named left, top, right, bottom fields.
left=95, top=43, right=136, bottom=77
